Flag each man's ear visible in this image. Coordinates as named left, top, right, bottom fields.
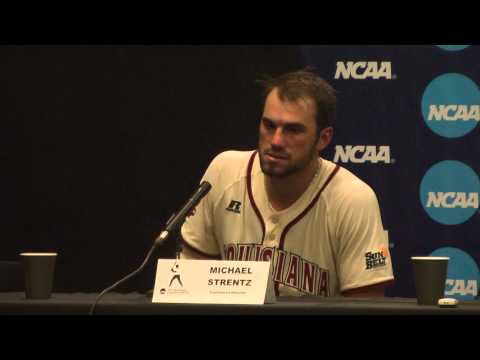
left=316, top=126, right=334, bottom=153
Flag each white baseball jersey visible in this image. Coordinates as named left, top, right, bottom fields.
left=181, top=150, right=394, bottom=296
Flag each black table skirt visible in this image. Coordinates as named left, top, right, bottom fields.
left=1, top=292, right=479, bottom=315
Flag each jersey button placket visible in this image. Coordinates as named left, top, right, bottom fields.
left=265, top=217, right=280, bottom=245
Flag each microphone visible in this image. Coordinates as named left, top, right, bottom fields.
left=88, top=181, right=212, bottom=315
left=154, top=181, right=212, bottom=247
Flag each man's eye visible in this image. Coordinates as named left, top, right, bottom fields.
left=264, top=120, right=276, bottom=130
left=285, top=126, right=303, bottom=134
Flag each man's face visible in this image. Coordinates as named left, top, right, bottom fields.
left=258, top=88, right=320, bottom=178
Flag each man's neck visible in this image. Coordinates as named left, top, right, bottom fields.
left=265, top=159, right=320, bottom=211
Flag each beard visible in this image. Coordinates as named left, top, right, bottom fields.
left=259, top=144, right=318, bottom=179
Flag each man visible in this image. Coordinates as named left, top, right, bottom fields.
left=180, top=69, right=394, bottom=297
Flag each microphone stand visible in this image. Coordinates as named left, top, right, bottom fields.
left=88, top=215, right=176, bottom=316
left=88, top=181, right=211, bottom=315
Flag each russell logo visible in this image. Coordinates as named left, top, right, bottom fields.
left=420, top=160, right=479, bottom=225
left=334, top=61, right=395, bottom=80
left=436, top=45, right=471, bottom=51
left=333, top=145, right=393, bottom=164
left=421, top=73, right=480, bottom=138
left=430, top=247, right=479, bottom=300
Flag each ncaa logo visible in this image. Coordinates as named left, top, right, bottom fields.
left=436, top=45, right=471, bottom=51
left=334, top=61, right=394, bottom=80
left=333, top=145, right=393, bottom=164
left=430, top=247, right=479, bottom=300
left=421, top=73, right=480, bottom=138
left=420, top=161, right=479, bottom=225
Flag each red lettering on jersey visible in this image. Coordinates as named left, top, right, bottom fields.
left=260, top=247, right=273, bottom=262
left=317, top=270, right=329, bottom=296
left=222, top=245, right=330, bottom=296
left=244, top=245, right=252, bottom=260
left=302, top=260, right=315, bottom=294
left=238, top=244, right=251, bottom=260
left=225, top=244, right=236, bottom=260
left=253, top=245, right=262, bottom=261
left=285, top=255, right=299, bottom=287
left=274, top=249, right=287, bottom=282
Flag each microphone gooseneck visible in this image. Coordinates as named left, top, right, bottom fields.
left=154, top=181, right=212, bottom=247
left=88, top=181, right=212, bottom=315
left=88, top=243, right=156, bottom=315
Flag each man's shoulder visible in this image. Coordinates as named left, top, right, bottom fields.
left=322, top=159, right=377, bottom=203
left=205, top=150, right=255, bottom=186
left=211, top=150, right=255, bottom=166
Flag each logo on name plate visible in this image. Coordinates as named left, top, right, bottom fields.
left=169, top=260, right=184, bottom=288
left=160, top=260, right=189, bottom=295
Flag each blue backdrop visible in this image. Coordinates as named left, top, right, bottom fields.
left=302, top=45, right=479, bottom=299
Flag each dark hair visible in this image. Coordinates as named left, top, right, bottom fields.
left=258, top=68, right=337, bottom=135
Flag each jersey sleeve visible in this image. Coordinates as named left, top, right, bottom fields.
left=334, top=184, right=394, bottom=292
left=180, top=153, right=224, bottom=258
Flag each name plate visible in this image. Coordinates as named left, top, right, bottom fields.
left=152, top=259, right=276, bottom=305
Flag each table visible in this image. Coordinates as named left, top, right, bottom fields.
left=1, top=292, right=479, bottom=315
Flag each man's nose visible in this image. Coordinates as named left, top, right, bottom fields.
left=271, top=128, right=285, bottom=147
